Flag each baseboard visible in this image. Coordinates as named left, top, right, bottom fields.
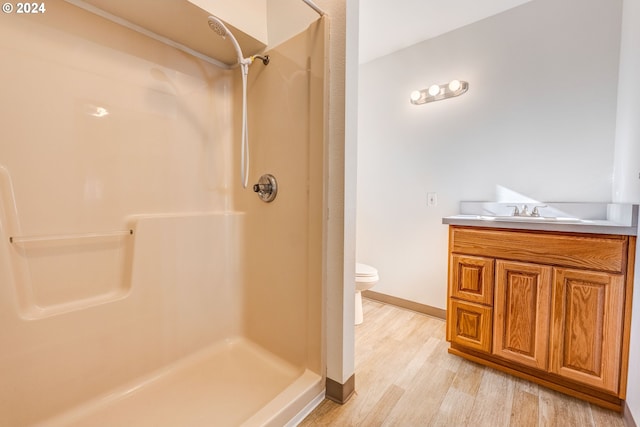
left=325, top=374, right=355, bottom=404
left=363, top=290, right=446, bottom=320
left=625, top=402, right=638, bottom=427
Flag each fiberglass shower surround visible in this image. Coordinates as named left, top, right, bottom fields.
left=207, top=0, right=326, bottom=189
left=0, top=0, right=327, bottom=424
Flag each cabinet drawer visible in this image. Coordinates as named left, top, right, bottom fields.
left=447, top=299, right=492, bottom=353
left=450, top=255, right=494, bottom=305
left=450, top=227, right=628, bottom=273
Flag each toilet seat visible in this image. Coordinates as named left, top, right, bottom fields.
left=354, top=263, right=379, bottom=325
left=356, top=263, right=379, bottom=283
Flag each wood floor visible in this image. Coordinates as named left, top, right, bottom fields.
left=300, top=299, right=626, bottom=427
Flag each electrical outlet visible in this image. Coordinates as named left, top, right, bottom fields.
left=427, top=192, right=438, bottom=207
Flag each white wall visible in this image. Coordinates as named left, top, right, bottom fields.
left=325, top=0, right=355, bottom=388
left=615, top=0, right=640, bottom=421
left=356, top=0, right=622, bottom=309
left=614, top=0, right=640, bottom=204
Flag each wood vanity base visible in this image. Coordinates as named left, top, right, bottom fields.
left=446, top=226, right=635, bottom=412
left=448, top=345, right=624, bottom=412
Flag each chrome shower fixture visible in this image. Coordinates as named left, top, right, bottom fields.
left=206, top=15, right=270, bottom=190
left=207, top=16, right=226, bottom=37
left=206, top=15, right=249, bottom=71
left=253, top=174, right=278, bottom=203
left=252, top=55, right=270, bottom=65
left=410, top=79, right=469, bottom=105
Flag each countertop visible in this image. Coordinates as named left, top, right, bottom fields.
left=442, top=202, right=639, bottom=236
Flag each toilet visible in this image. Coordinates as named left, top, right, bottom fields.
left=355, top=263, right=379, bottom=325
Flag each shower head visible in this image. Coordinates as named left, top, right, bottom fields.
left=207, top=15, right=246, bottom=67
left=207, top=16, right=227, bottom=37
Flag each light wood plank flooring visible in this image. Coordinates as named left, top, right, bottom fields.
left=300, top=299, right=626, bottom=427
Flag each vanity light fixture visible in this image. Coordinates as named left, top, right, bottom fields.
left=410, top=79, right=469, bottom=105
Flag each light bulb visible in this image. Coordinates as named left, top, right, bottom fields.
left=428, top=84, right=441, bottom=96
left=410, top=90, right=422, bottom=102
left=448, top=79, right=461, bottom=92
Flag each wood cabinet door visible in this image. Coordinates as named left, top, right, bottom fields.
left=493, top=261, right=552, bottom=370
left=448, top=299, right=493, bottom=353
left=450, top=255, right=494, bottom=305
left=550, top=268, right=625, bottom=393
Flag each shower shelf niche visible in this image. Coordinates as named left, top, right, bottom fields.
left=8, top=227, right=134, bottom=319
left=9, top=229, right=133, bottom=244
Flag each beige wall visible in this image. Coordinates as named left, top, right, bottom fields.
left=0, top=2, right=237, bottom=423
left=237, top=18, right=326, bottom=374
left=0, top=0, right=328, bottom=424
left=267, top=0, right=319, bottom=48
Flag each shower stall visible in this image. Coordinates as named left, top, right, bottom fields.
left=0, top=0, right=326, bottom=426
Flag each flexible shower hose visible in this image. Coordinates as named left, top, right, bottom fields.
left=241, top=63, right=249, bottom=189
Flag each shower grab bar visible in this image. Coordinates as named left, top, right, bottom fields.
left=9, top=229, right=133, bottom=244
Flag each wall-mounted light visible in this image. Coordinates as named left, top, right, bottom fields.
left=410, top=80, right=469, bottom=105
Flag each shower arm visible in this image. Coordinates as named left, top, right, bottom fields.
left=251, top=55, right=270, bottom=66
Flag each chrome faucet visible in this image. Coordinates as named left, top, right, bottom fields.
left=507, top=204, right=547, bottom=217
left=531, top=205, right=548, bottom=217
left=507, top=205, right=520, bottom=216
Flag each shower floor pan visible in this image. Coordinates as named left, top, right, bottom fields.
left=36, top=338, right=322, bottom=427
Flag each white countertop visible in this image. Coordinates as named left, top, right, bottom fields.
left=442, top=202, right=639, bottom=236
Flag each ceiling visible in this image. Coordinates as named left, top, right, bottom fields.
left=358, top=0, right=533, bottom=64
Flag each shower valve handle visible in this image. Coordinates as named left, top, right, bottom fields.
left=253, top=174, right=278, bottom=203
left=253, top=183, right=272, bottom=192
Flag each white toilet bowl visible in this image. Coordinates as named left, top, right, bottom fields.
left=355, top=263, right=379, bottom=325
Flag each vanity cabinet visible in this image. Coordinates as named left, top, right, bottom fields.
left=448, top=255, right=494, bottom=353
left=493, top=260, right=552, bottom=371
left=550, top=268, right=625, bottom=392
left=446, top=226, right=635, bottom=411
